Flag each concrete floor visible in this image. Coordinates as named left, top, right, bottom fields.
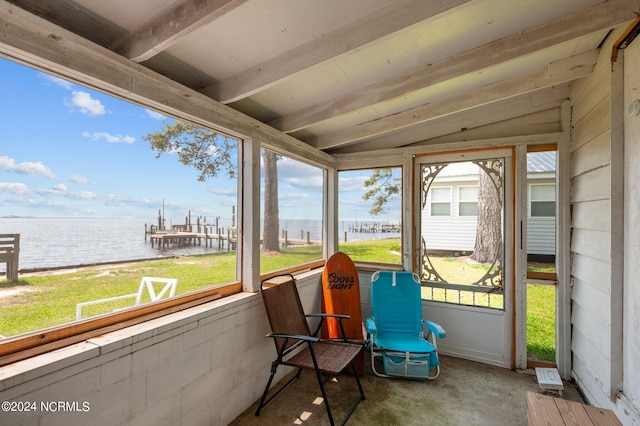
left=230, top=355, right=584, bottom=426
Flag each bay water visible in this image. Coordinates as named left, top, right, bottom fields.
left=0, top=217, right=399, bottom=272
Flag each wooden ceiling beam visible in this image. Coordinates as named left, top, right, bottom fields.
left=201, top=0, right=475, bottom=103
left=112, top=0, right=250, bottom=62
left=337, top=87, right=569, bottom=154
left=273, top=0, right=636, bottom=134
left=307, top=50, right=597, bottom=150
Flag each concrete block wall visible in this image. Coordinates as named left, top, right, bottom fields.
left=0, top=271, right=323, bottom=426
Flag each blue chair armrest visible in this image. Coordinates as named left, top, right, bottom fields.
left=366, top=317, right=377, bottom=335
left=423, top=320, right=446, bottom=338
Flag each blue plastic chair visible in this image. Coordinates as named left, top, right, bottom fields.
left=366, top=271, right=446, bottom=380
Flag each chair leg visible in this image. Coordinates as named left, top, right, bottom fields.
left=255, top=364, right=303, bottom=417
left=342, top=360, right=366, bottom=425
left=313, top=367, right=336, bottom=426
left=255, top=362, right=279, bottom=416
left=313, top=360, right=366, bottom=426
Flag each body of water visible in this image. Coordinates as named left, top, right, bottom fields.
left=0, top=217, right=400, bottom=272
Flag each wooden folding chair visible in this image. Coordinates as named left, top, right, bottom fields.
left=255, top=274, right=365, bottom=426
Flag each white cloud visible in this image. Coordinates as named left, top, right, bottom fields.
left=70, top=175, right=94, bottom=185
left=210, top=188, right=237, bottom=196
left=0, top=182, right=29, bottom=195
left=279, top=192, right=309, bottom=201
left=338, top=175, right=367, bottom=192
left=36, top=187, right=96, bottom=200
left=285, top=176, right=323, bottom=191
left=0, top=155, right=56, bottom=179
left=67, top=91, right=106, bottom=116
left=145, top=109, right=165, bottom=120
left=38, top=72, right=74, bottom=90
left=83, top=131, right=135, bottom=144
left=103, top=194, right=152, bottom=207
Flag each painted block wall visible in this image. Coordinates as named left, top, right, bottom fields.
left=0, top=272, right=323, bottom=426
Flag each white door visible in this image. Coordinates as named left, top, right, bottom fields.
left=414, top=149, right=514, bottom=367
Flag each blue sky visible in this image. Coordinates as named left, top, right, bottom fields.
left=0, top=57, right=400, bottom=223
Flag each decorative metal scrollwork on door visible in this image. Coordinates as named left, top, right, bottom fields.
left=420, top=159, right=504, bottom=292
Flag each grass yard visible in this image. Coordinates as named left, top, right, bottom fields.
left=0, top=237, right=555, bottom=363
left=527, top=283, right=556, bottom=362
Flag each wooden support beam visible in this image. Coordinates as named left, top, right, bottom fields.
left=309, top=52, right=595, bottom=150
left=112, top=0, right=250, bottom=62
left=272, top=0, right=636, bottom=134
left=201, top=0, right=475, bottom=103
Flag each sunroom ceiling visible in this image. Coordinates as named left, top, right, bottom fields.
left=5, top=0, right=638, bottom=155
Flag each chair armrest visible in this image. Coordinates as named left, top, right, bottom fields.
left=423, top=320, right=446, bottom=338
left=267, top=333, right=320, bottom=343
left=307, top=313, right=352, bottom=338
left=307, top=313, right=350, bottom=319
left=365, top=317, right=377, bottom=335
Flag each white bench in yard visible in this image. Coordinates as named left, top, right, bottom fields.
left=76, top=276, right=178, bottom=320
left=0, top=234, right=19, bottom=282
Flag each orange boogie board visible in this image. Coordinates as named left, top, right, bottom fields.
left=321, top=252, right=365, bottom=375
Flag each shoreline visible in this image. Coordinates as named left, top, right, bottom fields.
left=1, top=253, right=213, bottom=278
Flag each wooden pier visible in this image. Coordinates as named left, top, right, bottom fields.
left=146, top=229, right=321, bottom=250
left=147, top=229, right=238, bottom=250
left=348, top=222, right=401, bottom=233
left=145, top=219, right=321, bottom=251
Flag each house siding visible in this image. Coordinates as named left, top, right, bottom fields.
left=570, top=30, right=614, bottom=401
left=568, top=25, right=638, bottom=425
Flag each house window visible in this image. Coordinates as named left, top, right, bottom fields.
left=337, top=167, right=402, bottom=265
left=458, top=186, right=478, bottom=216
left=430, top=187, right=452, bottom=216
left=259, top=148, right=324, bottom=274
left=530, top=184, right=556, bottom=217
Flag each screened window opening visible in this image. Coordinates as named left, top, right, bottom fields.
left=526, top=150, right=556, bottom=274
left=337, top=167, right=402, bottom=265
left=0, top=58, right=239, bottom=338
left=259, top=148, right=324, bottom=274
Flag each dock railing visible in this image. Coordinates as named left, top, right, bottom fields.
left=0, top=234, right=20, bottom=282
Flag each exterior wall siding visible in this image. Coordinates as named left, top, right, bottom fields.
left=568, top=25, right=630, bottom=423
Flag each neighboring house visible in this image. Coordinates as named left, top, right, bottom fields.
left=422, top=151, right=556, bottom=258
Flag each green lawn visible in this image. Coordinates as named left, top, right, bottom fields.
left=527, top=283, right=556, bottom=362
left=0, top=238, right=555, bottom=364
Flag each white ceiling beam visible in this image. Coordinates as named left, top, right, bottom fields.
left=201, top=0, right=475, bottom=103
left=0, top=0, right=335, bottom=169
left=307, top=50, right=597, bottom=150
left=334, top=132, right=564, bottom=169
left=112, top=0, right=250, bottom=62
left=339, top=87, right=569, bottom=154
left=273, top=0, right=636, bottom=133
